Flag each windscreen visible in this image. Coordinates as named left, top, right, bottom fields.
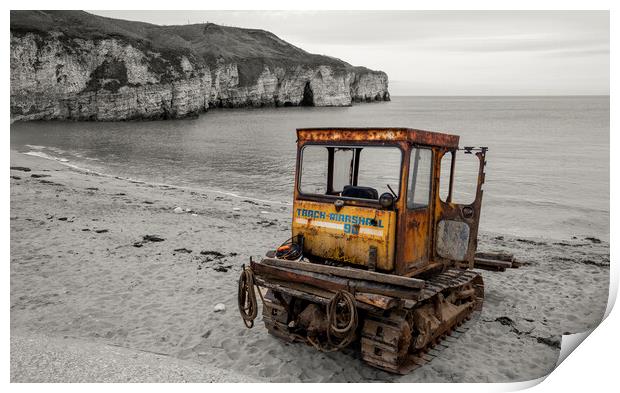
left=299, top=145, right=402, bottom=199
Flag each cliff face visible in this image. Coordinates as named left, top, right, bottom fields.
left=10, top=11, right=390, bottom=121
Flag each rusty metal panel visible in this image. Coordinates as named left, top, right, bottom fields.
left=297, top=128, right=459, bottom=149
left=400, top=209, right=431, bottom=272
left=292, top=200, right=396, bottom=271
left=436, top=219, right=470, bottom=261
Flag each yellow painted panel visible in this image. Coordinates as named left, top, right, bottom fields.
left=291, top=200, right=396, bottom=271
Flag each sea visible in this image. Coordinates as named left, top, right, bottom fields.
left=10, top=96, right=610, bottom=242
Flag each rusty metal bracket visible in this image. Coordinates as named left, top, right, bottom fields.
left=368, top=246, right=378, bottom=271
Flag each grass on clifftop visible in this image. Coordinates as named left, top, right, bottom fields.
left=11, top=10, right=382, bottom=86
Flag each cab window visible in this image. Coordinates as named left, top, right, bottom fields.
left=299, top=145, right=401, bottom=200
left=407, top=148, right=432, bottom=209
left=299, top=146, right=328, bottom=194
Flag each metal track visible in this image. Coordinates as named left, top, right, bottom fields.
left=360, top=268, right=484, bottom=374
left=260, top=268, right=484, bottom=374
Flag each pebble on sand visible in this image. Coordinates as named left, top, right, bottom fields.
left=173, top=207, right=184, bottom=214
left=213, top=303, right=226, bottom=312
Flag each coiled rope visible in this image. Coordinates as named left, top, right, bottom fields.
left=237, top=265, right=263, bottom=328
left=308, top=290, right=358, bottom=352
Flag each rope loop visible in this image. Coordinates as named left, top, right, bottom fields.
left=309, top=290, right=358, bottom=352
left=237, top=265, right=259, bottom=329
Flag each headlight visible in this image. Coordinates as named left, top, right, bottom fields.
left=379, top=192, right=394, bottom=208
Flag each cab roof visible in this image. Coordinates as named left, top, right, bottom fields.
left=296, top=127, right=459, bottom=149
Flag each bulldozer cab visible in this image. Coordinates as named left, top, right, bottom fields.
left=292, top=128, right=487, bottom=277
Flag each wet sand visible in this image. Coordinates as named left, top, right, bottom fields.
left=10, top=151, right=610, bottom=382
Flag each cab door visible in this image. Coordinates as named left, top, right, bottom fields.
left=398, top=146, right=434, bottom=275
left=434, top=148, right=487, bottom=268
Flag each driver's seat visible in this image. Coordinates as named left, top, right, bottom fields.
left=341, top=185, right=379, bottom=200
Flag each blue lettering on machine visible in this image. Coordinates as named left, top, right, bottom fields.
left=296, top=208, right=384, bottom=232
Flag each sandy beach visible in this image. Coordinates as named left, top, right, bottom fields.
left=10, top=150, right=610, bottom=383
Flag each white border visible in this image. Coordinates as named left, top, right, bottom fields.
left=4, top=1, right=616, bottom=391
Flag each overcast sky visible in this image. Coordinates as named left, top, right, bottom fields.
left=90, top=10, right=609, bottom=96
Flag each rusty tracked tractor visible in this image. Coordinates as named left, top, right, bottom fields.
left=238, top=128, right=487, bottom=373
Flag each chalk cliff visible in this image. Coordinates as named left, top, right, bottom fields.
left=10, top=11, right=390, bottom=121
